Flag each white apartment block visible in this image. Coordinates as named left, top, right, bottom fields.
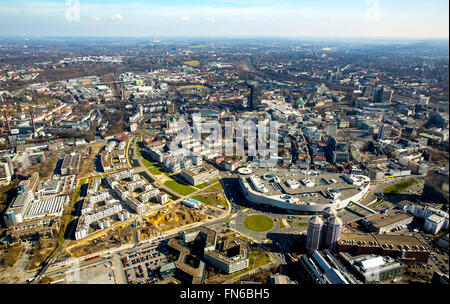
left=157, top=193, right=169, bottom=204
left=139, top=189, right=161, bottom=203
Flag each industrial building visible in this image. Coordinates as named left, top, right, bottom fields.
left=61, top=152, right=81, bottom=175
left=337, top=232, right=430, bottom=264
left=360, top=209, right=414, bottom=233
left=7, top=215, right=62, bottom=242
left=424, top=214, right=446, bottom=234
left=3, top=173, right=40, bottom=227
left=2, top=173, right=67, bottom=242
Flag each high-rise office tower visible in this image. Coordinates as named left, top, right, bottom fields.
left=306, top=216, right=323, bottom=251
left=326, top=136, right=349, bottom=164
left=322, top=207, right=338, bottom=221
left=381, top=88, right=393, bottom=104
left=323, top=216, right=343, bottom=252
left=377, top=124, right=392, bottom=140
left=373, top=86, right=393, bottom=104
left=248, top=82, right=262, bottom=110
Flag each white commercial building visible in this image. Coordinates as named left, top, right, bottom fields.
left=424, top=214, right=446, bottom=234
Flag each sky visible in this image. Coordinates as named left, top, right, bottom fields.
left=0, top=0, right=448, bottom=38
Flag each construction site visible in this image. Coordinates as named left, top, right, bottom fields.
left=139, top=204, right=208, bottom=241
left=63, top=222, right=136, bottom=259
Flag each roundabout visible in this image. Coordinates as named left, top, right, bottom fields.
left=243, top=214, right=274, bottom=232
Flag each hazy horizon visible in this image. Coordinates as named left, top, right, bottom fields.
left=0, top=0, right=448, bottom=39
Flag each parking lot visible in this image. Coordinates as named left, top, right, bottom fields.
left=122, top=242, right=169, bottom=284
left=63, top=262, right=115, bottom=284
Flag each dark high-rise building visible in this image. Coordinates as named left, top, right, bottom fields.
left=306, top=216, right=323, bottom=252
left=381, top=89, right=393, bottom=104
left=323, top=216, right=343, bottom=252
left=372, top=86, right=393, bottom=104
left=326, top=136, right=349, bottom=164
left=248, top=82, right=262, bottom=110
left=378, top=124, right=392, bottom=140
left=307, top=214, right=343, bottom=252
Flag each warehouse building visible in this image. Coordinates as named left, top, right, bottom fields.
left=337, top=232, right=430, bottom=264
left=360, top=209, right=414, bottom=234
left=424, top=214, right=446, bottom=235
left=61, top=152, right=81, bottom=175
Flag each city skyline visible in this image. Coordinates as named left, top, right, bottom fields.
left=0, top=0, right=448, bottom=38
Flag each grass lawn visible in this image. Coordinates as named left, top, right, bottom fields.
left=196, top=179, right=220, bottom=190
left=383, top=179, right=416, bottom=196
left=228, top=249, right=271, bottom=279
left=297, top=222, right=308, bottom=227
left=148, top=166, right=165, bottom=175
left=164, top=180, right=197, bottom=196
left=188, top=45, right=207, bottom=48
left=199, top=182, right=223, bottom=193
left=77, top=177, right=88, bottom=188
left=184, top=60, right=200, bottom=67
left=244, top=215, right=274, bottom=232
left=192, top=193, right=228, bottom=209
left=136, top=145, right=165, bottom=175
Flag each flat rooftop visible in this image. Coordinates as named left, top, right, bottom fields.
left=338, top=232, right=429, bottom=252
left=374, top=234, right=428, bottom=251
left=363, top=210, right=413, bottom=228
left=182, top=164, right=217, bottom=176
left=205, top=238, right=249, bottom=265
left=182, top=226, right=217, bottom=247
left=338, top=233, right=379, bottom=247
left=241, top=168, right=368, bottom=205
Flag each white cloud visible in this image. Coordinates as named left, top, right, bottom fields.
left=111, top=14, right=124, bottom=21
left=91, top=16, right=101, bottom=22
left=206, top=17, right=216, bottom=23
left=329, top=16, right=335, bottom=23
left=365, top=0, right=381, bottom=23
left=179, top=16, right=190, bottom=22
